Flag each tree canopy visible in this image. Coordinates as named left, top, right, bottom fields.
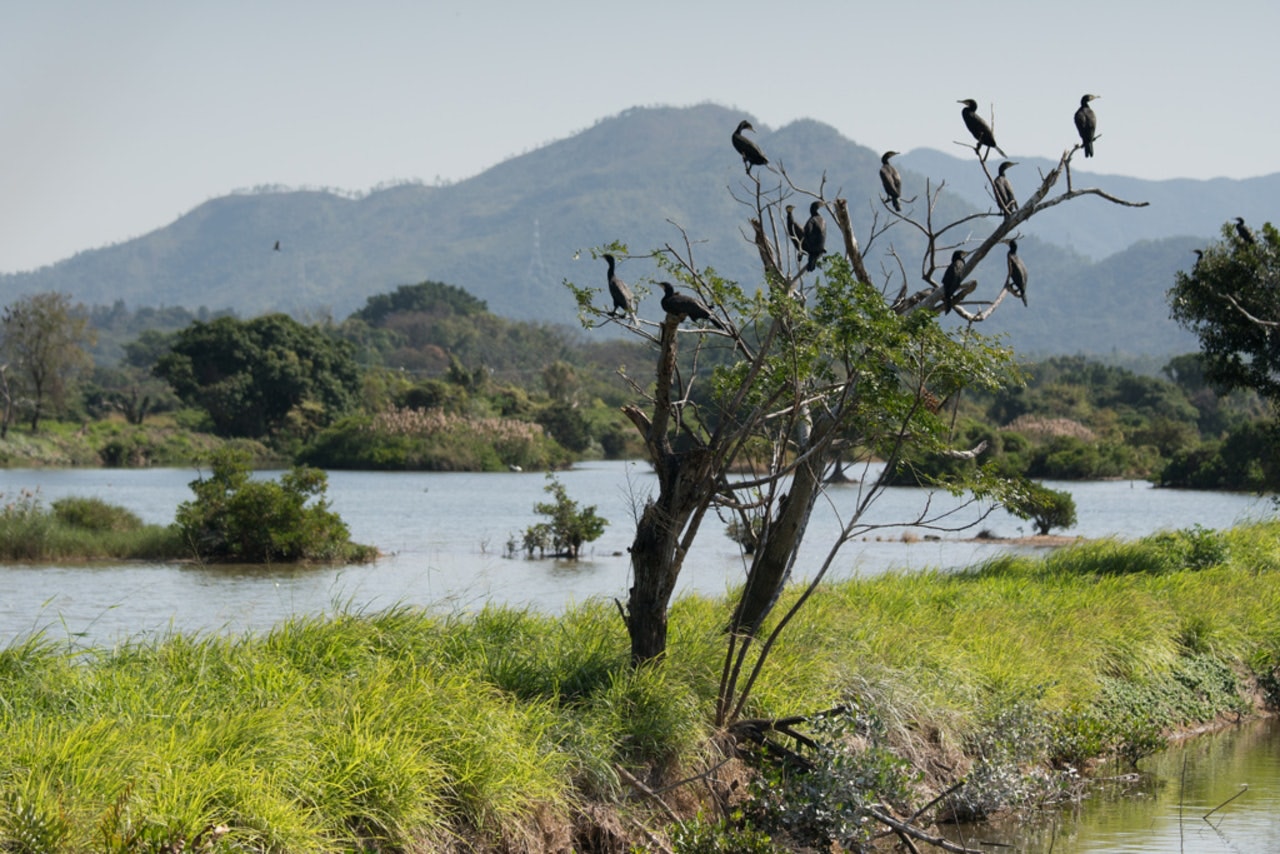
left=1, top=292, right=94, bottom=433
left=154, top=313, right=360, bottom=439
left=1170, top=221, right=1280, bottom=406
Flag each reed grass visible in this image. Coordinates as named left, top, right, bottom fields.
left=0, top=522, right=1277, bottom=851
left=0, top=491, right=187, bottom=562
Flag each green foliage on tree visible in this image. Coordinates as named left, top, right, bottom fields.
left=520, top=475, right=607, bottom=559
left=350, top=280, right=489, bottom=326
left=1159, top=419, right=1280, bottom=490
left=154, top=314, right=360, bottom=441
left=174, top=447, right=373, bottom=563
left=1003, top=481, right=1078, bottom=536
left=1170, top=221, right=1280, bottom=405
left=535, top=402, right=592, bottom=453
left=1, top=292, right=95, bottom=434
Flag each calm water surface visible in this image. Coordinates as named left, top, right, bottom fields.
left=0, top=460, right=1272, bottom=645
left=945, top=717, right=1280, bottom=853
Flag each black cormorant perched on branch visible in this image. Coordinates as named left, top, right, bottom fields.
left=732, top=120, right=768, bottom=174
left=1192, top=249, right=1204, bottom=270
left=993, top=161, right=1018, bottom=217
left=942, top=249, right=967, bottom=313
left=1235, top=217, right=1256, bottom=245
left=1074, top=94, right=1100, bottom=157
left=785, top=204, right=805, bottom=263
left=1007, top=240, right=1028, bottom=306
left=801, top=201, right=826, bottom=272
left=880, top=151, right=903, bottom=212
left=958, top=99, right=1006, bottom=157
left=659, top=282, right=725, bottom=330
left=602, top=254, right=634, bottom=317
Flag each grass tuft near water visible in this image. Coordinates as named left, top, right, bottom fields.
left=1, top=521, right=1278, bottom=851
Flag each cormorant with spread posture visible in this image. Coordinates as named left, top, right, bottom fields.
left=993, top=161, right=1018, bottom=217
left=880, top=151, right=903, bottom=212
left=801, top=201, right=826, bottom=272
left=1007, top=240, right=1028, bottom=306
left=958, top=99, right=1006, bottom=157
left=942, top=249, right=967, bottom=314
left=1235, top=217, right=1256, bottom=245
left=602, top=254, right=634, bottom=317
left=785, top=204, right=805, bottom=262
left=732, top=120, right=768, bottom=174
left=1074, top=94, right=1100, bottom=158
left=659, top=282, right=725, bottom=330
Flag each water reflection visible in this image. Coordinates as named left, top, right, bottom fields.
left=944, top=717, right=1280, bottom=853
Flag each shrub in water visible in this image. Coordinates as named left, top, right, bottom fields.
left=175, top=447, right=373, bottom=563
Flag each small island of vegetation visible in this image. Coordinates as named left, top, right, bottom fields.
left=0, top=448, right=373, bottom=565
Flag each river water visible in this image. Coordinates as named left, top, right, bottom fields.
left=1, top=461, right=1277, bottom=850
left=0, top=460, right=1271, bottom=645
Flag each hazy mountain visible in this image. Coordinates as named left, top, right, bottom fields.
left=0, top=103, right=1262, bottom=359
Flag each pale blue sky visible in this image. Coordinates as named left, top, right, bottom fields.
left=2, top=0, right=1277, bottom=273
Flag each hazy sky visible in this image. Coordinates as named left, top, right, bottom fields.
left=2, top=0, right=1277, bottom=273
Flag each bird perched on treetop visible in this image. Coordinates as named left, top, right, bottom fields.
left=880, top=151, right=903, bottom=212
left=801, top=201, right=826, bottom=273
left=602, top=254, right=634, bottom=317
left=659, top=282, right=726, bottom=330
left=732, top=120, right=768, bottom=174
left=958, top=99, right=1006, bottom=158
left=1074, top=94, right=1100, bottom=157
left=1006, top=240, right=1028, bottom=306
left=993, top=161, right=1019, bottom=218
left=1235, top=217, right=1256, bottom=245
left=785, top=204, right=805, bottom=263
left=1192, top=249, right=1204, bottom=270
left=942, top=249, right=967, bottom=314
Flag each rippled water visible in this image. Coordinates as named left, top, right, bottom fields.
left=0, top=460, right=1272, bottom=645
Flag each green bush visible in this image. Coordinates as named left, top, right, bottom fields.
left=51, top=496, right=143, bottom=532
left=175, top=448, right=374, bottom=563
left=1003, top=481, right=1078, bottom=535
left=301, top=410, right=573, bottom=471
left=519, top=476, right=607, bottom=559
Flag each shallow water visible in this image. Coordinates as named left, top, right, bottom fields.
left=0, top=460, right=1271, bottom=645
left=943, top=717, right=1280, bottom=853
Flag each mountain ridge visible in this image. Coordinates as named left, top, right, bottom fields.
left=2, top=102, right=1266, bottom=358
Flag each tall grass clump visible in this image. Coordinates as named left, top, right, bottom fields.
left=0, top=491, right=186, bottom=562
left=300, top=408, right=573, bottom=472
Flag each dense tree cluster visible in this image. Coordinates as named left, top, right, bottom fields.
left=154, top=314, right=360, bottom=440
left=1170, top=220, right=1280, bottom=405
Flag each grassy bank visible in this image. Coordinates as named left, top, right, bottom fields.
left=1, top=523, right=1278, bottom=851
left=0, top=415, right=275, bottom=469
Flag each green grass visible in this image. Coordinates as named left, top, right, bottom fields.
left=0, top=492, right=187, bottom=562
left=1, top=523, right=1278, bottom=851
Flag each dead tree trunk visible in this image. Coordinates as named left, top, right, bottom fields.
left=623, top=317, right=723, bottom=664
